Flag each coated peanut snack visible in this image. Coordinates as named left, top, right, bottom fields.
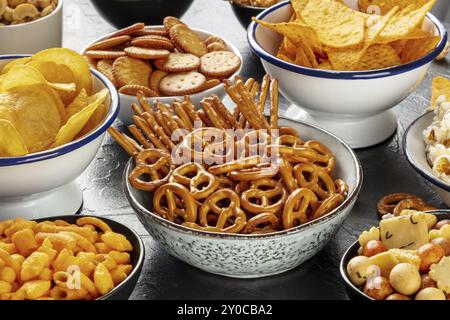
left=0, top=0, right=58, bottom=26
left=347, top=209, right=450, bottom=300
left=0, top=216, right=133, bottom=300
left=84, top=17, right=241, bottom=97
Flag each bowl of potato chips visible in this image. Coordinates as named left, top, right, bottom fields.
left=248, top=0, right=447, bottom=148
left=0, top=48, right=119, bottom=219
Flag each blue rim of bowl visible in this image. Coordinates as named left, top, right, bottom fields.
left=403, top=111, right=450, bottom=192
left=0, top=54, right=120, bottom=167
left=339, top=210, right=450, bottom=300
left=247, top=0, right=448, bottom=80
left=124, top=116, right=363, bottom=239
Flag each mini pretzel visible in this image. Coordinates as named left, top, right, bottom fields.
left=229, top=162, right=279, bottom=181
left=377, top=193, right=423, bottom=216
left=235, top=181, right=251, bottom=195
left=335, top=179, right=348, bottom=197
left=241, top=178, right=287, bottom=214
left=278, top=145, right=330, bottom=164
left=283, top=188, right=318, bottom=229
left=208, top=156, right=261, bottom=175
left=312, top=168, right=336, bottom=200
left=129, top=149, right=174, bottom=191
left=304, top=140, right=335, bottom=173
left=153, top=183, right=197, bottom=223
left=311, top=194, right=344, bottom=220
left=293, top=163, right=319, bottom=189
left=243, top=212, right=279, bottom=234
left=183, top=207, right=247, bottom=233
left=170, top=162, right=219, bottom=200
left=216, top=175, right=236, bottom=189
left=279, top=127, right=299, bottom=137
left=392, top=198, right=437, bottom=216
left=276, top=134, right=304, bottom=148
left=278, top=157, right=298, bottom=193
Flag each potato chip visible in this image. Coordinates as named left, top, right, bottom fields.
left=0, top=119, right=28, bottom=157
left=53, top=89, right=109, bottom=147
left=27, top=61, right=78, bottom=105
left=300, top=0, right=366, bottom=48
left=358, top=0, right=430, bottom=15
left=77, top=101, right=108, bottom=138
left=400, top=35, right=441, bottom=63
left=32, top=48, right=93, bottom=95
left=66, top=89, right=88, bottom=119
left=0, top=57, right=32, bottom=75
left=431, top=77, right=450, bottom=106
left=356, top=44, right=401, bottom=70
left=0, top=85, right=63, bottom=153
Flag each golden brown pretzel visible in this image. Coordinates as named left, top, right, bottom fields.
left=243, top=212, right=279, bottom=234
left=198, top=189, right=241, bottom=225
left=334, top=179, right=349, bottom=197
left=153, top=182, right=198, bottom=223
left=170, top=162, right=219, bottom=200
left=241, top=178, right=288, bottom=214
left=208, top=155, right=261, bottom=176
left=293, top=163, right=319, bottom=189
left=129, top=149, right=174, bottom=191
left=241, top=129, right=271, bottom=158
left=282, top=188, right=318, bottom=229
left=229, top=162, right=279, bottom=181
left=377, top=193, right=424, bottom=216
left=312, top=168, right=337, bottom=200
left=278, top=157, right=298, bottom=193
left=183, top=207, right=247, bottom=233
left=392, top=198, right=437, bottom=216
left=276, top=134, right=304, bottom=148
left=304, top=140, right=336, bottom=173
left=216, top=175, right=236, bottom=189
left=312, top=194, right=344, bottom=220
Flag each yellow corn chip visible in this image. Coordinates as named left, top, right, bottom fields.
left=0, top=119, right=28, bottom=157
left=358, top=0, right=431, bottom=15
left=294, top=47, right=312, bottom=68
left=317, top=60, right=333, bottom=70
left=390, top=39, right=408, bottom=55
left=400, top=35, right=441, bottom=63
left=356, top=44, right=401, bottom=70
left=276, top=52, right=295, bottom=64
left=431, top=77, right=450, bottom=106
left=280, top=37, right=298, bottom=57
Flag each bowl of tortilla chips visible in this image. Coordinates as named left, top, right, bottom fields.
left=248, top=0, right=447, bottom=148
left=0, top=48, right=119, bottom=219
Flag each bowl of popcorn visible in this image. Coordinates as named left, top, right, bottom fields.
left=341, top=210, right=450, bottom=300
left=0, top=215, right=144, bottom=300
left=404, top=77, right=450, bottom=207
left=227, top=0, right=280, bottom=28
left=247, top=0, right=448, bottom=148
left=83, top=17, right=243, bottom=125
left=0, top=0, right=62, bottom=54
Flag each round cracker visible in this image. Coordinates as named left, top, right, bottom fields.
left=169, top=24, right=208, bottom=57
left=159, top=71, right=206, bottom=96
left=97, top=59, right=117, bottom=86
left=163, top=16, right=186, bottom=33
left=84, top=50, right=126, bottom=59
left=108, top=23, right=145, bottom=39
left=204, top=35, right=226, bottom=47
left=125, top=46, right=170, bottom=59
left=154, top=53, right=200, bottom=72
left=149, top=70, right=168, bottom=95
left=119, top=85, right=158, bottom=97
left=112, top=56, right=152, bottom=87
left=131, top=36, right=174, bottom=51
left=86, top=35, right=131, bottom=51
left=131, top=28, right=168, bottom=37
left=199, top=51, right=241, bottom=77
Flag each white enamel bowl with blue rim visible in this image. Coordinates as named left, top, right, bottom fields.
left=82, top=26, right=243, bottom=125
left=0, top=55, right=119, bottom=220
left=247, top=0, right=448, bottom=148
left=124, top=117, right=363, bottom=278
left=404, top=112, right=450, bottom=207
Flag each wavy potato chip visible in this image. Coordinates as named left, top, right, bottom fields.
left=0, top=57, right=32, bottom=75
left=0, top=119, right=28, bottom=157
left=431, top=76, right=450, bottom=106
left=66, top=89, right=88, bottom=119
left=53, top=89, right=109, bottom=147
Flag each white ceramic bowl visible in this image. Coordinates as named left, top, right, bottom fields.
left=247, top=0, right=448, bottom=148
left=0, top=0, right=63, bottom=55
left=82, top=26, right=243, bottom=125
left=404, top=112, right=450, bottom=206
left=124, top=117, right=363, bottom=278
left=0, top=55, right=119, bottom=220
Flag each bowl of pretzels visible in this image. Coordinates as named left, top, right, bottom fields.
left=110, top=74, right=362, bottom=278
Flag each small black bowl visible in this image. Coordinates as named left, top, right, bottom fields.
left=228, top=1, right=266, bottom=29
left=340, top=210, right=450, bottom=300
left=90, top=0, right=194, bottom=29
left=33, top=215, right=145, bottom=300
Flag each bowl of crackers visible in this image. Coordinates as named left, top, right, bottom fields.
left=83, top=18, right=243, bottom=125
left=0, top=0, right=62, bottom=55
left=248, top=0, right=448, bottom=148
left=0, top=48, right=119, bottom=219
left=110, top=74, right=362, bottom=278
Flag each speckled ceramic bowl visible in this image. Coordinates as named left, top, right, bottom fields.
left=124, top=117, right=362, bottom=278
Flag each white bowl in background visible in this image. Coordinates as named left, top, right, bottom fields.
left=0, top=0, right=63, bottom=55
left=247, top=0, right=448, bottom=148
left=124, top=117, right=363, bottom=278
left=0, top=55, right=119, bottom=220
left=404, top=112, right=450, bottom=207
left=82, top=26, right=243, bottom=125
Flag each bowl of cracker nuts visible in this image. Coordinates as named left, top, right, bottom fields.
left=83, top=18, right=243, bottom=125
left=0, top=0, right=62, bottom=54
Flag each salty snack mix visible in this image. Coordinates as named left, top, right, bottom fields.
left=84, top=18, right=241, bottom=97
left=346, top=210, right=450, bottom=300
left=253, top=0, right=440, bottom=71
left=0, top=0, right=58, bottom=26
left=0, top=217, right=133, bottom=300
left=424, top=76, right=450, bottom=183
left=108, top=74, right=349, bottom=234
left=0, top=48, right=110, bottom=157
left=231, top=0, right=279, bottom=7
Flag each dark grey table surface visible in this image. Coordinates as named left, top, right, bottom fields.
left=65, top=0, right=450, bottom=299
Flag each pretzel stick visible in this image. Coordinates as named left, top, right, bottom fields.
left=258, top=74, right=270, bottom=113
left=201, top=98, right=228, bottom=129
left=173, top=101, right=193, bottom=130
left=128, top=124, right=153, bottom=148
left=107, top=127, right=138, bottom=157
left=182, top=96, right=203, bottom=126
left=154, top=111, right=173, bottom=137
left=173, top=115, right=187, bottom=130
left=250, top=81, right=260, bottom=99
left=197, top=109, right=213, bottom=127
left=156, top=101, right=175, bottom=118
left=141, top=112, right=175, bottom=151
left=224, top=80, right=255, bottom=128
left=270, top=79, right=279, bottom=129
left=211, top=95, right=239, bottom=129
left=133, top=115, right=170, bottom=152
left=162, top=111, right=180, bottom=134
left=136, top=91, right=153, bottom=113
left=122, top=133, right=144, bottom=153
left=237, top=78, right=271, bottom=129
left=131, top=102, right=144, bottom=116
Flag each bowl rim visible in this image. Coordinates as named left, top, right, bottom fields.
left=339, top=210, right=450, bottom=300
left=124, top=115, right=363, bottom=239
left=0, top=54, right=120, bottom=167
left=403, top=111, right=450, bottom=191
left=247, top=0, right=448, bottom=80
left=82, top=25, right=243, bottom=99
left=30, top=214, right=145, bottom=300
left=0, top=0, right=63, bottom=29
